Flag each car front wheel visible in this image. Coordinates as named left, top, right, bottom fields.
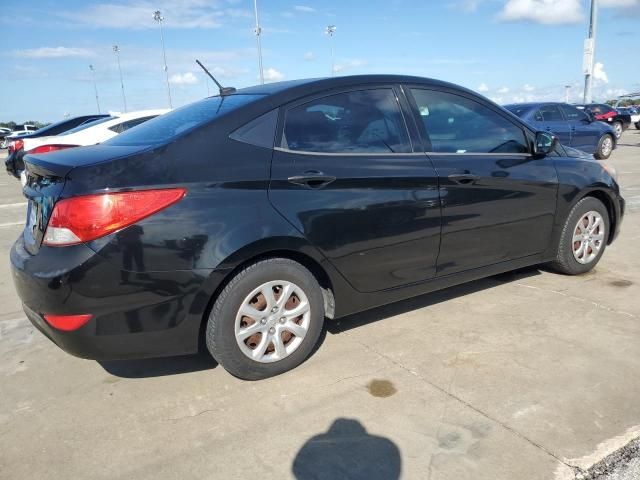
left=550, top=197, right=609, bottom=275
left=594, top=134, right=614, bottom=160
left=206, top=258, right=325, bottom=380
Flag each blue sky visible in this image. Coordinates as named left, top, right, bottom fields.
left=2, top=0, right=639, bottom=122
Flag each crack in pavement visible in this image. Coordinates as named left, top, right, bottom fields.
left=514, top=283, right=636, bottom=319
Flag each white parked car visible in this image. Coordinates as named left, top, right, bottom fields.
left=23, top=110, right=169, bottom=154
left=2, top=124, right=37, bottom=148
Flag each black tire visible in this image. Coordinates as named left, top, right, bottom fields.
left=206, top=258, right=325, bottom=380
left=635, top=122, right=640, bottom=130
left=549, top=197, right=610, bottom=275
left=594, top=134, right=614, bottom=160
left=612, top=121, right=623, bottom=139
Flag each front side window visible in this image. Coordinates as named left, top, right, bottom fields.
left=410, top=89, right=529, bottom=154
left=283, top=89, right=411, bottom=154
left=560, top=105, right=588, bottom=122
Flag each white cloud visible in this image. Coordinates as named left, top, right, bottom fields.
left=293, top=5, right=316, bottom=12
left=450, top=0, right=483, bottom=12
left=263, top=67, right=284, bottom=82
left=334, top=59, right=367, bottom=73
left=497, top=86, right=510, bottom=94
left=477, top=83, right=489, bottom=92
left=303, top=51, right=315, bottom=61
left=499, top=0, right=584, bottom=24
left=14, top=46, right=95, bottom=58
left=593, top=62, right=609, bottom=84
left=57, top=1, right=249, bottom=29
left=523, top=84, right=535, bottom=92
left=170, top=71, right=198, bottom=85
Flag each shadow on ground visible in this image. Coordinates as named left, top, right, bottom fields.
left=98, top=267, right=540, bottom=378
left=328, top=266, right=541, bottom=334
left=99, top=350, right=217, bottom=378
left=292, top=418, right=401, bottom=480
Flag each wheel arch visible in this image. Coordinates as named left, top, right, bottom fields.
left=195, top=238, right=339, bottom=350
left=574, top=188, right=618, bottom=244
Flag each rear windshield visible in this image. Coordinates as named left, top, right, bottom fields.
left=61, top=116, right=115, bottom=135
left=503, top=105, right=532, bottom=118
left=106, top=94, right=265, bottom=146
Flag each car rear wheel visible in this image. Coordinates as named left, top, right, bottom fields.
left=594, top=134, right=614, bottom=160
left=635, top=122, right=640, bottom=130
left=550, top=197, right=609, bottom=275
left=612, top=121, right=623, bottom=139
left=206, top=258, right=325, bottom=380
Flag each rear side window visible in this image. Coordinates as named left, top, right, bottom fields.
left=410, top=89, right=529, bottom=154
left=106, top=94, right=265, bottom=146
left=283, top=89, right=411, bottom=154
left=538, top=105, right=564, bottom=122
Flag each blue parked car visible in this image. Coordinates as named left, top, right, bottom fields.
left=504, top=102, right=616, bottom=159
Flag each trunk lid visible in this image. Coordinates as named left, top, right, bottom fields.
left=21, top=144, right=151, bottom=255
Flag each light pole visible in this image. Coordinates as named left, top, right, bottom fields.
left=153, top=10, right=172, bottom=108
left=565, top=84, right=572, bottom=103
left=325, top=25, right=337, bottom=76
left=253, top=0, right=264, bottom=84
left=89, top=64, right=101, bottom=113
left=113, top=45, right=127, bottom=112
left=583, top=0, right=598, bottom=103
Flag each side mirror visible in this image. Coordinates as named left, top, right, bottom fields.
left=534, top=131, right=559, bottom=157
left=584, top=110, right=595, bottom=123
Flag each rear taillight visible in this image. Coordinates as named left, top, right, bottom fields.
left=8, top=139, right=23, bottom=153
left=44, top=314, right=93, bottom=331
left=43, top=188, right=186, bottom=246
left=27, top=144, right=78, bottom=154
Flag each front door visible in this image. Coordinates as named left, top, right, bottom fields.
left=560, top=104, right=601, bottom=153
left=407, top=87, right=558, bottom=276
left=269, top=87, right=441, bottom=293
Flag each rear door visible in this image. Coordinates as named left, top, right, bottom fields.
left=536, top=104, right=571, bottom=145
left=406, top=87, right=558, bottom=275
left=560, top=104, right=600, bottom=152
left=269, top=86, right=441, bottom=293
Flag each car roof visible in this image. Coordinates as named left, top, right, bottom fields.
left=230, top=75, right=478, bottom=104
left=504, top=102, right=566, bottom=108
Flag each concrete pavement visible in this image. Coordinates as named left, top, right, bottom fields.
left=1, top=131, right=639, bottom=479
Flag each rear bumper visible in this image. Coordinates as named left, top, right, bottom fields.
left=10, top=235, right=218, bottom=360
left=4, top=149, right=22, bottom=178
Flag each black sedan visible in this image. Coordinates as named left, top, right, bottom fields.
left=576, top=103, right=631, bottom=139
left=11, top=75, right=624, bottom=380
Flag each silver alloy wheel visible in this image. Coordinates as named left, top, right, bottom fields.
left=572, top=210, right=605, bottom=264
left=234, top=280, right=311, bottom=363
left=613, top=122, right=623, bottom=139
left=600, top=136, right=613, bottom=158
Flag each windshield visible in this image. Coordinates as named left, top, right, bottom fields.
left=503, top=105, right=533, bottom=118
left=106, top=94, right=265, bottom=146
left=61, top=116, right=116, bottom=135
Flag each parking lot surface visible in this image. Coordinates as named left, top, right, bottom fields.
left=1, top=132, right=639, bottom=480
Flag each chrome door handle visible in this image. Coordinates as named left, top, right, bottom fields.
left=448, top=173, right=479, bottom=185
left=288, top=170, right=337, bottom=189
